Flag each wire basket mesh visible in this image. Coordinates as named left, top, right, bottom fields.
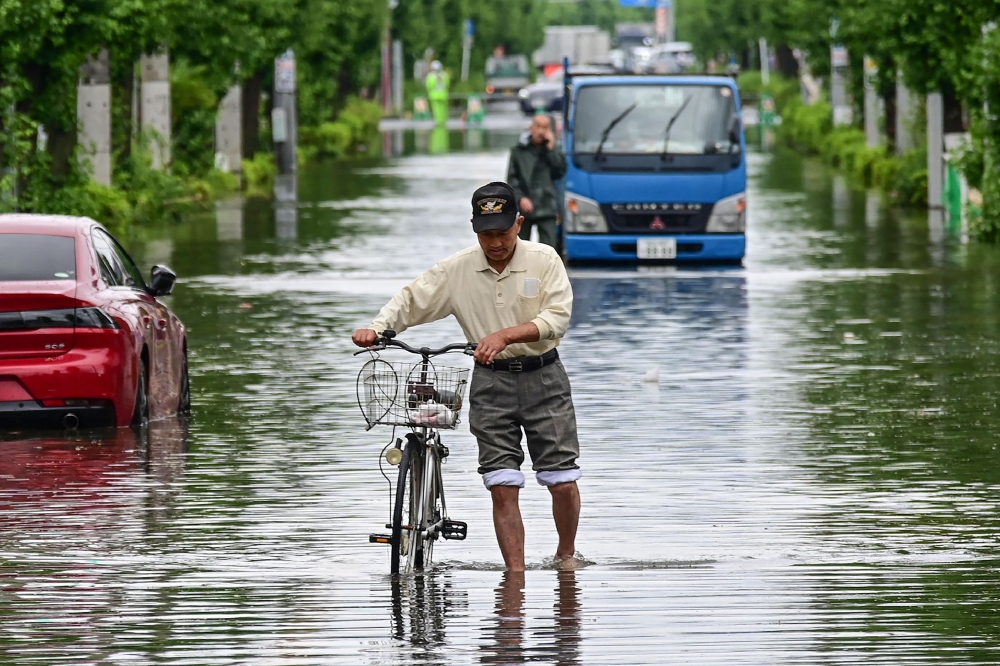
left=357, top=358, right=470, bottom=430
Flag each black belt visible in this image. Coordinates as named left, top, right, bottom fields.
left=477, top=349, right=559, bottom=373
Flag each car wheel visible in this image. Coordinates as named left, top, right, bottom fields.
left=131, top=361, right=149, bottom=428
left=178, top=352, right=192, bottom=415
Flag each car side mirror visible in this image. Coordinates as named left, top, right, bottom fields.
left=149, top=265, right=177, bottom=297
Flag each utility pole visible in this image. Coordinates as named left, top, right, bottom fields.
left=382, top=0, right=398, bottom=116
left=863, top=56, right=880, bottom=148
left=927, top=92, right=944, bottom=209
left=273, top=50, right=297, bottom=176
left=461, top=19, right=474, bottom=82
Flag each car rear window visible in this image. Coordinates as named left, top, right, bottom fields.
left=0, top=234, right=77, bottom=281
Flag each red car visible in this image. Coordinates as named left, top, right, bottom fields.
left=0, top=214, right=189, bottom=429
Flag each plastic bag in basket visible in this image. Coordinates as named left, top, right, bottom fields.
left=408, top=400, right=457, bottom=427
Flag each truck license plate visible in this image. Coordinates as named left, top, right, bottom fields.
left=636, top=238, right=677, bottom=259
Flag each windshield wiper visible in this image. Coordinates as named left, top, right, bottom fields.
left=593, top=102, right=637, bottom=162
left=660, top=95, right=693, bottom=160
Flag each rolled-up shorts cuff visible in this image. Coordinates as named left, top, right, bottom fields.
left=535, top=468, right=581, bottom=487
left=483, top=469, right=526, bottom=489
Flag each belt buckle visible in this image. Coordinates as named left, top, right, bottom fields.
left=508, top=359, right=523, bottom=372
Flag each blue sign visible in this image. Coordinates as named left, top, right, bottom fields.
left=463, top=19, right=474, bottom=38
left=618, top=0, right=659, bottom=6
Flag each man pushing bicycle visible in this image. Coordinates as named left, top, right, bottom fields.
left=352, top=181, right=581, bottom=571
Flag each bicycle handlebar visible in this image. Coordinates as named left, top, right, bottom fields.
left=353, top=329, right=477, bottom=358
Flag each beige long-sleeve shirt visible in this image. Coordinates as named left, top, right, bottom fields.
left=369, top=240, right=572, bottom=359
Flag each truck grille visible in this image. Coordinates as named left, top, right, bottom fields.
left=602, top=203, right=714, bottom=234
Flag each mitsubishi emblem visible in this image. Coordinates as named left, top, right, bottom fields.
left=650, top=216, right=666, bottom=230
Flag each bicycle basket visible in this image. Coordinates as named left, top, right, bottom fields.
left=357, top=359, right=470, bottom=430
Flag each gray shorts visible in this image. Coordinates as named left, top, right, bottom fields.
left=469, top=359, right=580, bottom=477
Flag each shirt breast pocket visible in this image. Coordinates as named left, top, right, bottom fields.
left=517, top=277, right=542, bottom=320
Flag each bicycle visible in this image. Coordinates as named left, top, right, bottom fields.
left=355, top=329, right=476, bottom=575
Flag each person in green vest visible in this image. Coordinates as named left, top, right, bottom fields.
left=426, top=60, right=450, bottom=126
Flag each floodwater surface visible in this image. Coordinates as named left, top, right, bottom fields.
left=2, top=133, right=1000, bottom=664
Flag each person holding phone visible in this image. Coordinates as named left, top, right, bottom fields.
left=352, top=181, right=582, bottom=572
left=506, top=114, right=567, bottom=250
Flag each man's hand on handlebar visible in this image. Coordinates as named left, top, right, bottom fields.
left=352, top=328, right=379, bottom=348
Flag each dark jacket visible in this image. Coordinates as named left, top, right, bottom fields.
left=506, top=133, right=567, bottom=221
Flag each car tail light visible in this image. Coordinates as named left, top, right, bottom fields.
left=0, top=307, right=119, bottom=331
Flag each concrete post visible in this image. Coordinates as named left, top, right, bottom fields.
left=215, top=85, right=242, bottom=173
left=392, top=40, right=404, bottom=116
left=273, top=50, right=297, bottom=176
left=830, top=45, right=852, bottom=126
left=863, top=56, right=880, bottom=148
left=759, top=38, right=770, bottom=85
left=141, top=53, right=171, bottom=169
left=77, top=49, right=112, bottom=186
left=895, top=72, right=915, bottom=155
left=927, top=92, right=944, bottom=209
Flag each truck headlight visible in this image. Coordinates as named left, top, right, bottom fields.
left=705, top=192, right=746, bottom=232
left=564, top=193, right=607, bottom=233
left=518, top=89, right=530, bottom=99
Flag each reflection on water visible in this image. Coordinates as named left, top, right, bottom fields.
left=480, top=571, right=581, bottom=666
left=3, top=139, right=1000, bottom=664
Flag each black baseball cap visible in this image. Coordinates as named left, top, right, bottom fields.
left=471, top=182, right=519, bottom=233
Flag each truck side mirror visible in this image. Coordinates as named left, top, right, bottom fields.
left=728, top=114, right=741, bottom=146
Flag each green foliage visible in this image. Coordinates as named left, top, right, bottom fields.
left=242, top=152, right=276, bottom=197
left=736, top=71, right=800, bottom=112
left=972, top=163, right=1000, bottom=243
left=301, top=97, right=382, bottom=159
left=778, top=98, right=831, bottom=152
left=772, top=76, right=926, bottom=207
left=170, top=60, right=219, bottom=177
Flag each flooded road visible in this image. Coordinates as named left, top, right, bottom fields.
left=3, top=132, right=1000, bottom=664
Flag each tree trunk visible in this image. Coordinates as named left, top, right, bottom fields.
left=883, top=85, right=897, bottom=153
left=242, top=69, right=264, bottom=158
left=775, top=44, right=799, bottom=78
left=46, top=127, right=77, bottom=182
left=112, top=54, right=136, bottom=169
left=335, top=61, right=353, bottom=114
left=943, top=91, right=965, bottom=133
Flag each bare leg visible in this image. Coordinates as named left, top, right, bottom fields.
left=491, top=485, right=525, bottom=571
left=547, top=481, right=580, bottom=561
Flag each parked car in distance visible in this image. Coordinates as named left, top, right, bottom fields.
left=485, top=54, right=530, bottom=98
left=0, top=215, right=189, bottom=429
left=519, top=65, right=618, bottom=116
left=519, top=69, right=566, bottom=115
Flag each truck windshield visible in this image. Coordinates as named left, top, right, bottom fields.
left=574, top=84, right=736, bottom=155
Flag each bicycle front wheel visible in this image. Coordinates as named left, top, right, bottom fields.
left=391, top=433, right=445, bottom=575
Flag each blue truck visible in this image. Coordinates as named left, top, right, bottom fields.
left=560, top=74, right=746, bottom=263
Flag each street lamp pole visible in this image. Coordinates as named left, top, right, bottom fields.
left=382, top=0, right=399, bottom=116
